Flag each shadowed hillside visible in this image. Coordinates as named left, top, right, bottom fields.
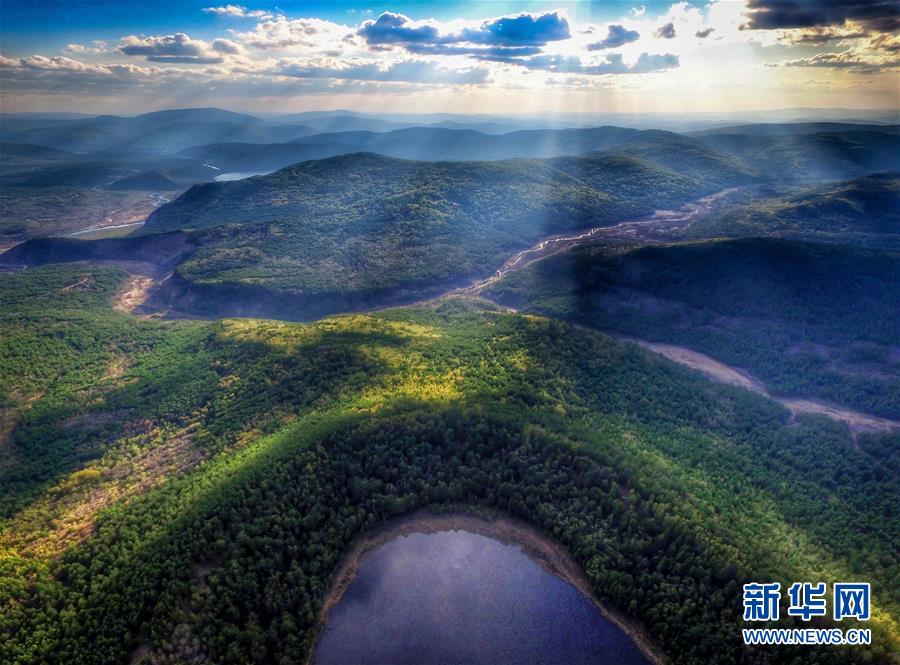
left=486, top=237, right=900, bottom=419
left=683, top=174, right=900, bottom=247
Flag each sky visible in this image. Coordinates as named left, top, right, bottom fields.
left=0, top=0, right=898, bottom=115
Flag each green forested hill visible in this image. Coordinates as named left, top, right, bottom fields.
left=683, top=174, right=900, bottom=247
left=1, top=265, right=897, bottom=665
left=142, top=151, right=724, bottom=235
left=695, top=128, right=900, bottom=182
left=2, top=151, right=739, bottom=318
left=486, top=237, right=900, bottom=418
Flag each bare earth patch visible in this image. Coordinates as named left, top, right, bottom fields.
left=115, top=276, right=156, bottom=313
left=627, top=338, right=767, bottom=393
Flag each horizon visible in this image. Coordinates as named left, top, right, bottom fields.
left=2, top=105, right=897, bottom=131
left=1, top=0, right=898, bottom=115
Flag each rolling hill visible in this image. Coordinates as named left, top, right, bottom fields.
left=0, top=108, right=313, bottom=154
left=695, top=127, right=900, bottom=181
left=485, top=237, right=900, bottom=419
left=690, top=122, right=900, bottom=137
left=683, top=174, right=900, bottom=247
left=137, top=151, right=733, bottom=317
left=178, top=125, right=743, bottom=172
left=4, top=151, right=738, bottom=318
left=106, top=170, right=179, bottom=191
left=0, top=143, right=78, bottom=163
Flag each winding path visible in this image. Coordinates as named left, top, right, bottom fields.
left=419, top=186, right=900, bottom=435
left=622, top=338, right=899, bottom=434
left=451, top=187, right=741, bottom=298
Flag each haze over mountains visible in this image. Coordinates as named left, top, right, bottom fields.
left=2, top=106, right=897, bottom=250
left=3, top=107, right=899, bottom=319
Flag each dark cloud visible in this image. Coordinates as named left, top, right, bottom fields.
left=695, top=28, right=715, bottom=38
left=586, top=24, right=640, bottom=50
left=777, top=51, right=900, bottom=72
left=655, top=22, right=676, bottom=39
left=491, top=52, right=678, bottom=75
left=118, top=33, right=224, bottom=64
left=459, top=12, right=570, bottom=46
left=742, top=0, right=900, bottom=34
left=357, top=11, right=570, bottom=49
left=779, top=27, right=873, bottom=45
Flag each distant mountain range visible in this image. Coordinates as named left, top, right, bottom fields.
left=1, top=107, right=898, bottom=247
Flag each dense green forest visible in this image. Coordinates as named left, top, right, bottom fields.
left=683, top=174, right=900, bottom=247
left=1, top=266, right=897, bottom=664
left=132, top=153, right=734, bottom=311
left=3, top=151, right=745, bottom=318
left=486, top=237, right=900, bottom=419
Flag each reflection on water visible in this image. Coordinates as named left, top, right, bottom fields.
left=315, top=529, right=649, bottom=665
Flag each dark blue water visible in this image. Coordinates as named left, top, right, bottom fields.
left=315, top=529, right=650, bottom=665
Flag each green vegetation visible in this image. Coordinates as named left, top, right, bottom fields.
left=485, top=237, right=900, bottom=419
left=129, top=152, right=729, bottom=316
left=0, top=187, right=154, bottom=244
left=684, top=175, right=900, bottom=247
left=1, top=266, right=897, bottom=665
left=695, top=128, right=900, bottom=182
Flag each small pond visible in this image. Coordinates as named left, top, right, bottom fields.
left=314, top=526, right=651, bottom=665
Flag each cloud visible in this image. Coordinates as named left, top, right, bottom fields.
left=273, top=58, right=489, bottom=84
left=776, top=50, right=900, bottom=73
left=212, top=38, right=244, bottom=55
left=203, top=5, right=273, bottom=20
left=357, top=12, right=441, bottom=44
left=407, top=44, right=543, bottom=58
left=0, top=55, right=206, bottom=94
left=0, top=52, right=469, bottom=100
left=742, top=0, right=900, bottom=34
left=460, top=12, right=571, bottom=46
left=497, top=52, right=679, bottom=75
left=655, top=22, right=677, bottom=39
left=695, top=28, right=715, bottom=38
left=118, top=33, right=227, bottom=64
left=586, top=24, right=640, bottom=50
left=781, top=28, right=868, bottom=45
left=356, top=11, right=570, bottom=48
left=63, top=40, right=109, bottom=55
left=233, top=17, right=351, bottom=50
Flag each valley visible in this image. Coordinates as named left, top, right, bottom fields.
left=1, top=111, right=898, bottom=665
left=3, top=0, right=900, bottom=661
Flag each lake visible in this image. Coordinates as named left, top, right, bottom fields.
left=314, top=524, right=651, bottom=665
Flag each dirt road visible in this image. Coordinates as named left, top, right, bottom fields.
left=624, top=337, right=899, bottom=434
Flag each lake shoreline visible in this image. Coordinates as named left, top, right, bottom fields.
left=308, top=508, right=666, bottom=665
